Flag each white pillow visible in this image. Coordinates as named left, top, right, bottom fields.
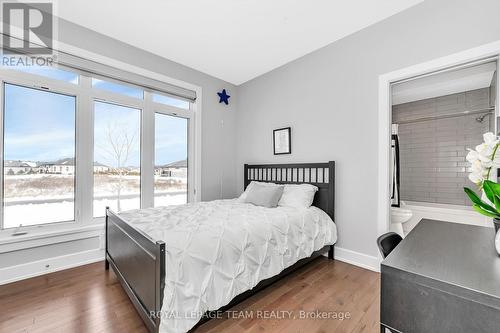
left=245, top=182, right=284, bottom=208
left=278, top=184, right=318, bottom=209
left=237, top=181, right=279, bottom=202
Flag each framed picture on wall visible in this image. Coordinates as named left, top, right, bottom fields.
left=273, top=127, right=291, bottom=155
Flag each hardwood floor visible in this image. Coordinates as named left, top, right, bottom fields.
left=0, top=258, right=380, bottom=333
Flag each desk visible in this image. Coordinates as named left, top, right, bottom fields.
left=381, top=219, right=500, bottom=332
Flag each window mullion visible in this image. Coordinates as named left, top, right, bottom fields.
left=188, top=113, right=196, bottom=202
left=76, top=75, right=93, bottom=224
left=141, top=91, right=154, bottom=209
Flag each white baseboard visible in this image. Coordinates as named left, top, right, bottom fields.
left=0, top=248, right=104, bottom=285
left=2, top=245, right=379, bottom=285
left=331, top=246, right=380, bottom=272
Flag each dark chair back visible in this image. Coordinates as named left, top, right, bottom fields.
left=377, top=232, right=403, bottom=259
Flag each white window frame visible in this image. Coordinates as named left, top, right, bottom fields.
left=0, top=69, right=82, bottom=231
left=151, top=103, right=193, bottom=208
left=0, top=59, right=201, bottom=237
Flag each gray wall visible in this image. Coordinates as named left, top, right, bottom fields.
left=393, top=88, right=492, bottom=206
left=236, top=0, right=500, bottom=258
left=0, top=237, right=99, bottom=268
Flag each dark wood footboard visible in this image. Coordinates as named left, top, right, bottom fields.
left=105, top=207, right=165, bottom=333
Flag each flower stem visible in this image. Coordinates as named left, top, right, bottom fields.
left=486, top=143, right=500, bottom=181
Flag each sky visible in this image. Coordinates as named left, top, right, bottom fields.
left=4, top=81, right=188, bottom=167
left=4, top=83, right=76, bottom=162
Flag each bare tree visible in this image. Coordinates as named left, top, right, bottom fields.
left=97, top=122, right=137, bottom=211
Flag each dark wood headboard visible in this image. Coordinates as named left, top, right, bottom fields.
left=244, top=161, right=335, bottom=220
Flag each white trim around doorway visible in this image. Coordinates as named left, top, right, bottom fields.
left=377, top=40, right=500, bottom=247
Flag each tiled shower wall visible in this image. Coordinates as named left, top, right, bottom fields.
left=392, top=88, right=493, bottom=206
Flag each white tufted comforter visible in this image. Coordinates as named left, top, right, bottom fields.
left=118, top=199, right=337, bottom=333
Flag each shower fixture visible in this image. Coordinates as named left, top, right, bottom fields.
left=394, top=107, right=495, bottom=125
left=475, top=113, right=490, bottom=123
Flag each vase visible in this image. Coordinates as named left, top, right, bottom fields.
left=494, top=219, right=500, bottom=256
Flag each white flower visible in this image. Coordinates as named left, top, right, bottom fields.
left=469, top=172, right=483, bottom=184
left=470, top=160, right=483, bottom=173
left=484, top=132, right=499, bottom=148
left=475, top=143, right=494, bottom=160
left=483, top=160, right=493, bottom=168
left=493, top=154, right=500, bottom=168
left=466, top=132, right=500, bottom=186
left=466, top=149, right=479, bottom=163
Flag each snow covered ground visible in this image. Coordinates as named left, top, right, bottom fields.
left=4, top=192, right=187, bottom=228
left=3, top=174, right=187, bottom=228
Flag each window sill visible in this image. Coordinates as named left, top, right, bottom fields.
left=0, top=223, right=104, bottom=252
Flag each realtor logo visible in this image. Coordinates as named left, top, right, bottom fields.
left=2, top=1, right=53, bottom=54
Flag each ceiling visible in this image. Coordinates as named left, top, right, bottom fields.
left=57, top=0, right=423, bottom=85
left=392, top=62, right=497, bottom=105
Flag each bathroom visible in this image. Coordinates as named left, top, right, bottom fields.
left=390, top=61, right=498, bottom=236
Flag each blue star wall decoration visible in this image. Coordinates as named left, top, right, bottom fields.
left=217, top=89, right=230, bottom=105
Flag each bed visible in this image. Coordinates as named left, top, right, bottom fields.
left=105, top=161, right=336, bottom=333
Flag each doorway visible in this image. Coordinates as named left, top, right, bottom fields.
left=390, top=60, right=497, bottom=236
left=377, top=41, right=500, bottom=241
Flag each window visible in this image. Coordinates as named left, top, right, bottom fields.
left=92, top=78, right=143, bottom=99
left=0, top=63, right=196, bottom=231
left=3, top=84, right=76, bottom=228
left=154, top=113, right=188, bottom=207
left=152, top=93, right=190, bottom=109
left=93, top=101, right=141, bottom=217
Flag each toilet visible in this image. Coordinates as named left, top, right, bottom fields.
left=390, top=202, right=413, bottom=236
